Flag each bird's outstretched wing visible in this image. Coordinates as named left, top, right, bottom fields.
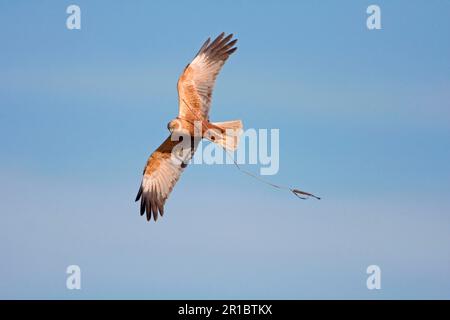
left=177, top=32, right=237, bottom=121
left=135, top=135, right=194, bottom=221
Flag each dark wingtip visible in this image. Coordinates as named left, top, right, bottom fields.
left=136, top=183, right=168, bottom=223
left=227, top=47, right=237, bottom=55
left=135, top=186, right=143, bottom=202
left=145, top=198, right=152, bottom=221
left=140, top=199, right=145, bottom=216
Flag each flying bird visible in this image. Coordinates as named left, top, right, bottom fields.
left=135, top=33, right=242, bottom=222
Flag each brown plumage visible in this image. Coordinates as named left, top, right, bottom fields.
left=135, top=33, right=243, bottom=222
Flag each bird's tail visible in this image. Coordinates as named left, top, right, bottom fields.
left=204, top=120, right=243, bottom=151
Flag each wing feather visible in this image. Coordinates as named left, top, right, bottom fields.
left=177, top=33, right=238, bottom=120
left=135, top=135, right=191, bottom=222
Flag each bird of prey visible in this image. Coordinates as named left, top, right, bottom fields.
left=135, top=33, right=242, bottom=222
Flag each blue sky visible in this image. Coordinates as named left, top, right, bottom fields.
left=1, top=0, right=449, bottom=299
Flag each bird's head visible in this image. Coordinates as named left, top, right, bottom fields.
left=167, top=119, right=182, bottom=133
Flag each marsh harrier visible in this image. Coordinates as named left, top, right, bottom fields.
left=135, top=33, right=242, bottom=222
